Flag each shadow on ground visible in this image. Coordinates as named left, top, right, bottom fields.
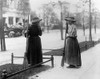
left=43, top=39, right=100, bottom=56
left=0, top=64, right=51, bottom=79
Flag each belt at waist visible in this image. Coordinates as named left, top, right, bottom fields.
left=29, top=36, right=39, bottom=38
left=66, top=36, right=77, bottom=39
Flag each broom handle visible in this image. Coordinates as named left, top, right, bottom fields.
left=61, top=22, right=68, bottom=67
left=25, top=17, right=30, bottom=54
left=63, top=22, right=68, bottom=54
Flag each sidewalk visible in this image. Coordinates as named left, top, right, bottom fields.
left=0, top=29, right=100, bottom=79
left=29, top=43, right=100, bottom=79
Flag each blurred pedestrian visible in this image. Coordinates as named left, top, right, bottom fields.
left=24, top=17, right=43, bottom=66
left=63, top=17, right=82, bottom=68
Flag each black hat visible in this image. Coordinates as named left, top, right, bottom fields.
left=32, top=17, right=42, bottom=23
left=65, top=17, right=76, bottom=22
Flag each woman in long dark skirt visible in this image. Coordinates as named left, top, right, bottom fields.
left=64, top=17, right=82, bottom=68
left=25, top=17, right=43, bottom=66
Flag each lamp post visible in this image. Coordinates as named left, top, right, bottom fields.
left=58, top=1, right=63, bottom=40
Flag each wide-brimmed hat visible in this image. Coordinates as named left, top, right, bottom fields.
left=65, top=17, right=76, bottom=22
left=32, top=17, right=42, bottom=23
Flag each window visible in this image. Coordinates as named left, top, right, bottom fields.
left=9, top=17, right=13, bottom=25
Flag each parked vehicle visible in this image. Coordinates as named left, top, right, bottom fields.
left=4, top=27, right=23, bottom=37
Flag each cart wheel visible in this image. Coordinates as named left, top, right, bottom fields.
left=8, top=31, right=14, bottom=37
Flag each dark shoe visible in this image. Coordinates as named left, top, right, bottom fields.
left=67, top=65, right=76, bottom=68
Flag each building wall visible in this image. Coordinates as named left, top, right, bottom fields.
left=3, top=11, right=24, bottom=27
left=3, top=0, right=29, bottom=28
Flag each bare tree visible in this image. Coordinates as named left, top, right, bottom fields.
left=41, top=4, right=56, bottom=32
left=78, top=0, right=93, bottom=41
left=92, top=8, right=99, bottom=34
left=17, top=0, right=30, bottom=32
left=41, top=1, right=69, bottom=40
left=0, top=0, right=6, bottom=51
left=51, top=1, right=69, bottom=40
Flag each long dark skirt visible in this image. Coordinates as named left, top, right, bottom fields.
left=26, top=36, right=43, bottom=66
left=64, top=37, right=82, bottom=66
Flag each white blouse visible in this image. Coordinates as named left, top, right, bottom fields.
left=67, top=24, right=77, bottom=37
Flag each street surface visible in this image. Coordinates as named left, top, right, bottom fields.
left=0, top=29, right=100, bottom=79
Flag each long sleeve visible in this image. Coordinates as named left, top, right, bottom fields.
left=67, top=24, right=77, bottom=37
left=24, top=25, right=30, bottom=37
left=38, top=27, right=42, bottom=36
left=66, top=23, right=68, bottom=33
left=25, top=24, right=42, bottom=37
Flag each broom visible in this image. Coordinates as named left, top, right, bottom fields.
left=23, top=18, right=30, bottom=68
left=61, top=22, right=68, bottom=67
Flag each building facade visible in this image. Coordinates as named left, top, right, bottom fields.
left=3, top=0, right=30, bottom=28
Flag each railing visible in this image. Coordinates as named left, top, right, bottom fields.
left=1, top=53, right=54, bottom=79
left=1, top=40, right=99, bottom=79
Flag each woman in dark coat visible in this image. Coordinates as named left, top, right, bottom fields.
left=64, top=17, right=82, bottom=68
left=25, top=17, right=43, bottom=66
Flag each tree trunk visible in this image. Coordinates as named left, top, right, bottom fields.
left=0, top=0, right=6, bottom=51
